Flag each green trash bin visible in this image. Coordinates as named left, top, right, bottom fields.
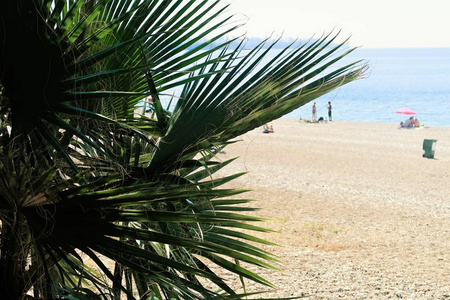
left=422, top=139, right=437, bottom=159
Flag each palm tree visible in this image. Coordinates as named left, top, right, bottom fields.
left=0, top=0, right=367, bottom=299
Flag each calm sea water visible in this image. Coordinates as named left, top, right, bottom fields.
left=158, top=47, right=450, bottom=127
left=285, top=48, right=450, bottom=127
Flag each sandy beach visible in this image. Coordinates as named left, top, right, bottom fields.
left=216, top=118, right=450, bottom=299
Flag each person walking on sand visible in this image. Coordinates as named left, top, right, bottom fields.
left=327, top=101, right=332, bottom=121
left=312, top=102, right=316, bottom=122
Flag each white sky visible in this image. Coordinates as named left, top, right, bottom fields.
left=227, top=0, right=450, bottom=48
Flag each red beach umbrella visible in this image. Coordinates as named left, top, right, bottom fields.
left=396, top=107, right=417, bottom=115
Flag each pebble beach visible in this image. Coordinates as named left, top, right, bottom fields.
left=217, top=118, right=450, bottom=299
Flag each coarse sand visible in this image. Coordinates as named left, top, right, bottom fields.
left=214, top=118, right=450, bottom=299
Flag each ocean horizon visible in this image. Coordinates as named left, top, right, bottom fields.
left=284, top=47, right=450, bottom=127
left=154, top=47, right=450, bottom=127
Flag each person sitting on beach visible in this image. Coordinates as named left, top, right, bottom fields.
left=414, top=118, right=421, bottom=127
left=263, top=124, right=274, bottom=133
left=400, top=116, right=414, bottom=128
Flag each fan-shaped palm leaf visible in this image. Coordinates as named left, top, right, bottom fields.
left=0, top=0, right=367, bottom=299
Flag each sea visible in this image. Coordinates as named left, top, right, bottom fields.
left=156, top=47, right=450, bottom=127
left=284, top=48, right=450, bottom=127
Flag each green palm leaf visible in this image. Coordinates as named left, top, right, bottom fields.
left=0, top=0, right=367, bottom=299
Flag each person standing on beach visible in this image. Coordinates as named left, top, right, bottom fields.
left=312, top=102, right=316, bottom=122
left=327, top=101, right=332, bottom=121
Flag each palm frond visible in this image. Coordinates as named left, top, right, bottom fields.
left=0, top=0, right=367, bottom=298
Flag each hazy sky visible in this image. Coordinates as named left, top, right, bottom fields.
left=227, top=0, right=450, bottom=48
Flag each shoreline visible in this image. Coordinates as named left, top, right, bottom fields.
left=216, top=118, right=450, bottom=298
left=285, top=116, right=450, bottom=129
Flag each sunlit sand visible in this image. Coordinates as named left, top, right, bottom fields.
left=217, top=118, right=450, bottom=298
